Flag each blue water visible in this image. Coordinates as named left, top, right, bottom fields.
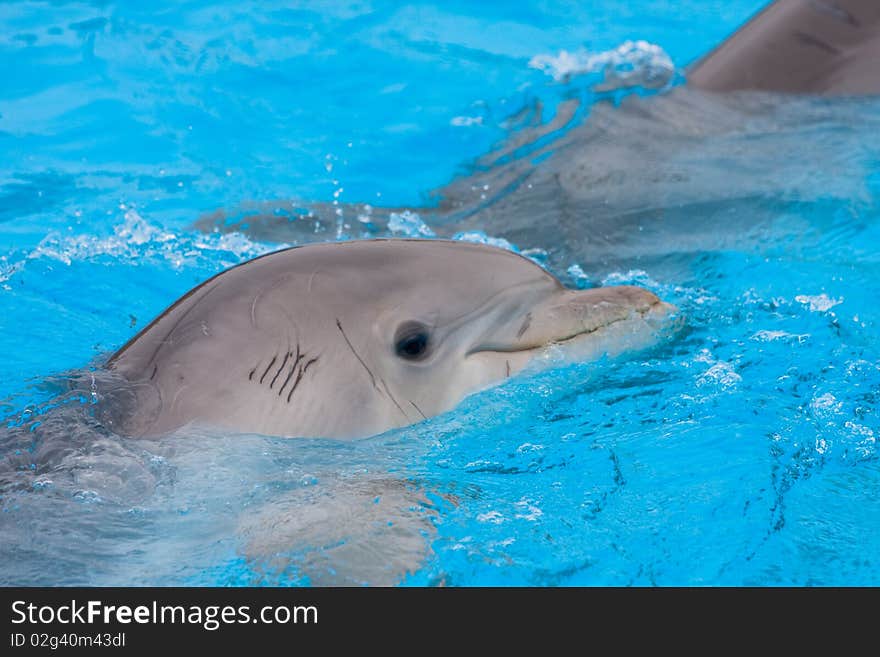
left=2, top=1, right=879, bottom=586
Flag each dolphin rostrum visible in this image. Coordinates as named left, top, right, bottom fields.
left=106, top=239, right=676, bottom=439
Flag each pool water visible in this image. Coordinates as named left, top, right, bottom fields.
left=2, top=1, right=879, bottom=586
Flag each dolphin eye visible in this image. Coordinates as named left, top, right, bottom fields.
left=394, top=321, right=432, bottom=361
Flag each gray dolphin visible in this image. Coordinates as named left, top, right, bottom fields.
left=107, top=239, right=675, bottom=439
left=193, top=0, right=880, bottom=277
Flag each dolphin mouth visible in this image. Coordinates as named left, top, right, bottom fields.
left=466, top=297, right=678, bottom=357
left=543, top=299, right=678, bottom=350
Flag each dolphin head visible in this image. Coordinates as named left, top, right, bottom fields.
left=109, top=239, right=678, bottom=439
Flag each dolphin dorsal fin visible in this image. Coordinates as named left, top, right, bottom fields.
left=688, top=0, right=880, bottom=94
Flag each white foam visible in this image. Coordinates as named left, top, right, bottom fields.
left=795, top=293, right=843, bottom=313
left=811, top=392, right=842, bottom=417
left=529, top=40, right=674, bottom=89
left=452, top=230, right=517, bottom=252
left=566, top=263, right=590, bottom=288
left=26, top=208, right=282, bottom=271
left=601, top=268, right=656, bottom=287
left=697, top=362, right=742, bottom=389
left=450, top=231, right=556, bottom=269
left=450, top=115, right=484, bottom=127
left=845, top=421, right=875, bottom=442
left=750, top=330, right=810, bottom=343
left=387, top=210, right=435, bottom=237
left=0, top=256, right=24, bottom=290
left=514, top=498, right=543, bottom=521
left=844, top=421, right=876, bottom=458
left=476, top=510, right=506, bottom=524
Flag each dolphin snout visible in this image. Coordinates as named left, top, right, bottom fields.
left=538, top=284, right=674, bottom=340
left=598, top=285, right=679, bottom=326
left=573, top=284, right=663, bottom=312
left=504, top=283, right=680, bottom=365
left=467, top=284, right=677, bottom=357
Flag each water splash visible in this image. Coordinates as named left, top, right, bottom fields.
left=452, top=230, right=518, bottom=252
left=566, top=263, right=591, bottom=289
left=387, top=210, right=435, bottom=237
left=529, top=40, right=675, bottom=89
left=3, top=208, right=284, bottom=286
left=795, top=293, right=843, bottom=313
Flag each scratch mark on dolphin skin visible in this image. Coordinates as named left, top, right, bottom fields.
left=506, top=360, right=511, bottom=378
left=379, top=377, right=408, bottom=420
left=307, top=270, right=320, bottom=294
left=250, top=292, right=262, bottom=327
left=336, top=318, right=404, bottom=416
left=150, top=365, right=158, bottom=381
left=517, top=312, right=532, bottom=338
left=287, top=357, right=318, bottom=403
left=259, top=355, right=277, bottom=384
left=269, top=351, right=291, bottom=389
left=169, top=383, right=190, bottom=416
left=336, top=319, right=378, bottom=390
left=278, top=364, right=296, bottom=394
left=794, top=30, right=841, bottom=55
left=278, top=344, right=304, bottom=395
left=409, top=400, right=427, bottom=420
left=810, top=1, right=859, bottom=27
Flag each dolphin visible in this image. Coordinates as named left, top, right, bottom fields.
left=193, top=0, right=880, bottom=279
left=106, top=239, right=675, bottom=439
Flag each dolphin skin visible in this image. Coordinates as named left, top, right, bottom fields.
left=688, top=0, right=880, bottom=95
left=107, top=239, right=676, bottom=439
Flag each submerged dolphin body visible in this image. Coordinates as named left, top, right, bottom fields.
left=194, top=0, right=880, bottom=278
left=108, top=239, right=675, bottom=439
